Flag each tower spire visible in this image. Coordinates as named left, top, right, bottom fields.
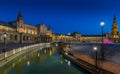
left=111, top=16, right=119, bottom=35
left=113, top=16, right=116, bottom=23
left=16, top=11, right=24, bottom=27
left=17, top=11, right=23, bottom=21
left=48, top=25, right=52, bottom=30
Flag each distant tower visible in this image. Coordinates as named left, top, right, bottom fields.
left=16, top=11, right=24, bottom=27
left=47, top=25, right=52, bottom=35
left=111, top=16, right=119, bottom=37
left=16, top=11, right=25, bottom=32
left=48, top=25, right=52, bottom=32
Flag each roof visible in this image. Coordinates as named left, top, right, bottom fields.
left=0, top=21, right=16, bottom=28
left=81, top=35, right=105, bottom=37
left=36, top=24, right=45, bottom=27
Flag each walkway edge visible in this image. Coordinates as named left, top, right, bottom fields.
left=58, top=47, right=114, bottom=74
left=0, top=43, right=50, bottom=68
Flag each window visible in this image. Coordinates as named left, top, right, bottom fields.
left=15, top=35, right=18, bottom=41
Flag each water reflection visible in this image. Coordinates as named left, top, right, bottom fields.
left=27, top=61, right=30, bottom=66
left=60, top=54, right=71, bottom=66
left=49, top=50, right=52, bottom=56
left=65, top=59, right=68, bottom=62
left=44, top=49, right=47, bottom=54
left=68, top=61, right=71, bottom=66
left=12, top=63, right=15, bottom=68
left=60, top=55, right=63, bottom=64
left=0, top=46, right=88, bottom=74
left=37, top=53, right=40, bottom=57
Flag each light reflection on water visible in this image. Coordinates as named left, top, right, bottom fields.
left=0, top=46, right=88, bottom=74
left=27, top=61, right=30, bottom=66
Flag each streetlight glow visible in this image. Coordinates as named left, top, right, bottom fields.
left=3, top=33, right=7, bottom=38
left=68, top=33, right=70, bottom=35
left=100, top=21, right=105, bottom=26
left=93, top=46, right=98, bottom=71
left=93, top=47, right=97, bottom=51
left=3, top=32, right=7, bottom=60
left=100, top=20, right=105, bottom=60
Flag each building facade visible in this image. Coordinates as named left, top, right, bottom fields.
left=0, top=11, right=52, bottom=43
left=54, top=34, right=76, bottom=43
left=53, top=16, right=120, bottom=43
left=0, top=13, right=120, bottom=43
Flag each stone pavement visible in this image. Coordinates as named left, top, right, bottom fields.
left=72, top=50, right=120, bottom=74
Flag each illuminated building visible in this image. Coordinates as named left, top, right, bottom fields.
left=109, top=16, right=119, bottom=42
left=0, top=11, right=52, bottom=43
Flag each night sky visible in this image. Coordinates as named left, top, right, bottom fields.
left=0, top=0, right=120, bottom=34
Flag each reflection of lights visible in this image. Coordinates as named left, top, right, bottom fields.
left=38, top=53, right=40, bottom=57
left=27, top=61, right=30, bottom=66
left=65, top=59, right=68, bottom=62
left=60, top=60, right=63, bottom=64
left=44, top=49, right=46, bottom=54
left=12, top=63, right=15, bottom=68
left=68, top=61, right=70, bottom=66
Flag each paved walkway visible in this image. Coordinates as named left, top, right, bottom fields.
left=72, top=50, right=120, bottom=74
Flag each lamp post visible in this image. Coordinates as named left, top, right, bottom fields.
left=68, top=33, right=70, bottom=36
left=68, top=33, right=70, bottom=48
left=100, top=21, right=105, bottom=60
left=93, top=46, right=98, bottom=70
left=3, top=33, right=7, bottom=60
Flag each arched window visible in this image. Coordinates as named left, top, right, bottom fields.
left=23, top=35, right=26, bottom=41
left=15, top=35, right=18, bottom=41
left=10, top=34, right=13, bottom=40
left=27, top=36, right=29, bottom=41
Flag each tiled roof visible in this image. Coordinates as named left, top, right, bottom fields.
left=81, top=35, right=105, bottom=37
left=36, top=24, right=45, bottom=27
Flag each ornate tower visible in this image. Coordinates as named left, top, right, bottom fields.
left=16, top=11, right=24, bottom=27
left=16, top=11, right=24, bottom=31
left=48, top=25, right=52, bottom=33
left=111, top=16, right=119, bottom=37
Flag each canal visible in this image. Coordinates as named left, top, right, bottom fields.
left=0, top=45, right=88, bottom=74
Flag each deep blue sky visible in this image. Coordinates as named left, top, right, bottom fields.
left=0, top=0, right=120, bottom=34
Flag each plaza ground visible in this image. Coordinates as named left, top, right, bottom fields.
left=69, top=43, right=120, bottom=74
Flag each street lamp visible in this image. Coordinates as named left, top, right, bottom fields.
left=100, top=21, right=105, bottom=60
left=68, top=33, right=71, bottom=48
left=68, top=33, right=70, bottom=35
left=3, top=33, right=7, bottom=60
left=93, top=46, right=98, bottom=70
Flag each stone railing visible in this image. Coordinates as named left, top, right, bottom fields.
left=0, top=43, right=50, bottom=61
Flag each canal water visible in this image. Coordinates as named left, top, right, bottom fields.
left=0, top=45, right=88, bottom=74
